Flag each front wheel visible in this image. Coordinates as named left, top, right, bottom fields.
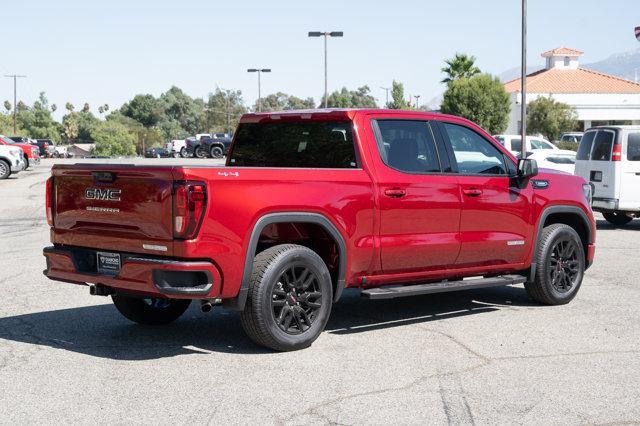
left=240, top=244, right=333, bottom=351
left=525, top=223, right=585, bottom=305
left=603, top=211, right=633, bottom=226
left=0, top=159, right=11, bottom=179
left=179, top=147, right=187, bottom=158
left=195, top=146, right=207, bottom=159
left=210, top=145, right=223, bottom=158
left=111, top=294, right=191, bottom=325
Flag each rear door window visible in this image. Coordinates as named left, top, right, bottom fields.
left=627, top=132, right=640, bottom=161
left=372, top=120, right=441, bottom=173
left=590, top=131, right=614, bottom=161
left=511, top=138, right=522, bottom=153
left=577, top=131, right=596, bottom=160
left=229, top=121, right=357, bottom=168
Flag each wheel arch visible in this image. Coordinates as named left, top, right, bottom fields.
left=529, top=205, right=593, bottom=281
left=223, top=212, right=347, bottom=311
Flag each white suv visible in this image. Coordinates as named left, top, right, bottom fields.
left=0, top=145, right=26, bottom=179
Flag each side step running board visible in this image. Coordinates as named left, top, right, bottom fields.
left=360, top=274, right=527, bottom=300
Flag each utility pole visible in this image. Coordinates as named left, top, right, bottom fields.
left=308, top=31, right=343, bottom=108
left=414, top=95, right=421, bottom=109
left=520, top=0, right=528, bottom=160
left=247, top=69, right=271, bottom=112
left=380, top=87, right=390, bottom=107
left=3, top=74, right=27, bottom=134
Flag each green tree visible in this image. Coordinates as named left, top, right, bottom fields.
left=441, top=53, right=481, bottom=84
left=255, top=92, right=315, bottom=111
left=107, top=112, right=164, bottom=154
left=206, top=89, right=247, bottom=134
left=82, top=103, right=90, bottom=113
left=160, top=86, right=205, bottom=135
left=18, top=92, right=61, bottom=140
left=65, top=102, right=74, bottom=112
left=527, top=97, right=578, bottom=143
left=387, top=80, right=409, bottom=109
left=440, top=74, right=510, bottom=134
left=61, top=109, right=99, bottom=143
left=326, top=86, right=378, bottom=108
left=3, top=101, right=11, bottom=112
left=91, top=121, right=137, bottom=157
left=121, top=94, right=163, bottom=127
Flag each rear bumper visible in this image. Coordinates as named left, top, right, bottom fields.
left=43, top=246, right=222, bottom=299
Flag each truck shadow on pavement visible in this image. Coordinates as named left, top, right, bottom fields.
left=0, top=285, right=534, bottom=358
left=595, top=218, right=640, bottom=231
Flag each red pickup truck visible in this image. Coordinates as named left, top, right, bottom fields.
left=43, top=109, right=596, bottom=351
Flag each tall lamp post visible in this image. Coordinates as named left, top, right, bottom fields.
left=3, top=74, right=27, bottom=134
left=380, top=86, right=391, bottom=107
left=414, top=95, right=421, bottom=109
left=247, top=69, right=271, bottom=112
left=520, top=0, right=528, bottom=160
left=308, top=31, right=343, bottom=108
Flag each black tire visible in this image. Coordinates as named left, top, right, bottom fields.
left=602, top=211, right=633, bottom=226
left=240, top=244, right=333, bottom=351
left=24, top=157, right=29, bottom=170
left=52, top=152, right=60, bottom=158
left=210, top=145, right=223, bottom=159
left=111, top=294, right=191, bottom=325
left=180, top=147, right=187, bottom=158
left=525, top=223, right=585, bottom=305
left=195, top=145, right=207, bottom=159
left=0, top=159, right=11, bottom=179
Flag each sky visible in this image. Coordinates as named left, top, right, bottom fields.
left=2, top=0, right=639, bottom=118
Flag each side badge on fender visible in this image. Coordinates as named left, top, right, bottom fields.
left=532, top=180, right=549, bottom=189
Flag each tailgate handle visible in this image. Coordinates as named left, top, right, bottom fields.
left=92, top=171, right=116, bottom=183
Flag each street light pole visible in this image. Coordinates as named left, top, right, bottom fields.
left=414, top=95, right=421, bottom=109
left=247, top=68, right=271, bottom=112
left=3, top=74, right=27, bottom=134
left=380, top=87, right=390, bottom=107
left=308, top=31, right=343, bottom=108
left=520, top=0, right=528, bottom=160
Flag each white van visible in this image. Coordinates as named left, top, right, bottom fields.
left=575, top=126, right=640, bottom=225
left=493, top=134, right=558, bottom=156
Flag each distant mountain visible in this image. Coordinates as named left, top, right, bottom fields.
left=584, top=47, right=640, bottom=82
left=499, top=48, right=640, bottom=83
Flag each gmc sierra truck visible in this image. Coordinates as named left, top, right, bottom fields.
left=43, top=109, right=596, bottom=351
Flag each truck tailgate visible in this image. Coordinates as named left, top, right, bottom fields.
left=52, top=165, right=176, bottom=255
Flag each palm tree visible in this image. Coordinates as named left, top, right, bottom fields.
left=441, top=53, right=481, bottom=84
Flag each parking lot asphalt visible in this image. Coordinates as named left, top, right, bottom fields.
left=1, top=158, right=639, bottom=424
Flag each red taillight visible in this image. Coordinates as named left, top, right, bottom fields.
left=612, top=144, right=622, bottom=161
left=45, top=176, right=54, bottom=226
left=173, top=181, right=207, bottom=239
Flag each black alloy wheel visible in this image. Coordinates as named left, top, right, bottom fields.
left=210, top=146, right=224, bottom=158
left=271, top=264, right=323, bottom=335
left=548, top=237, right=581, bottom=293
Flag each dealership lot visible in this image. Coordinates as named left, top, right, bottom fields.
left=1, top=159, right=639, bottom=424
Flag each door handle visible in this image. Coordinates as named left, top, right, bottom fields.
left=384, top=188, right=406, bottom=198
left=462, top=188, right=483, bottom=197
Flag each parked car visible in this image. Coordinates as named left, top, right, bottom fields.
left=493, top=134, right=558, bottom=157
left=560, top=132, right=584, bottom=144
left=165, top=139, right=187, bottom=158
left=43, top=109, right=595, bottom=351
left=34, top=139, right=70, bottom=158
left=144, top=147, right=172, bottom=158
left=575, top=125, right=640, bottom=226
left=200, top=136, right=232, bottom=158
left=528, top=149, right=577, bottom=174
left=0, top=145, right=26, bottom=179
left=0, top=135, right=40, bottom=168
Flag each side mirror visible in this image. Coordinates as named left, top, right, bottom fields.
left=517, top=158, right=538, bottom=178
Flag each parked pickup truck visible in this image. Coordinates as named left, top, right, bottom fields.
left=0, top=145, right=26, bottom=179
left=43, top=109, right=596, bottom=351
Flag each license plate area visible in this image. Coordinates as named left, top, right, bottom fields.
left=97, top=252, right=121, bottom=275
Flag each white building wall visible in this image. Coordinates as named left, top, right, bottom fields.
left=506, top=92, right=640, bottom=135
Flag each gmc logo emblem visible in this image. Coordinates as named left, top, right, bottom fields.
left=85, top=188, right=121, bottom=201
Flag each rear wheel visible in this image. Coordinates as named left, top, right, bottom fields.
left=195, top=145, right=207, bottom=159
left=603, top=211, right=633, bottom=226
left=111, top=294, right=191, bottom=325
left=240, top=244, right=333, bottom=351
left=525, top=223, right=585, bottom=305
left=24, top=157, right=29, bottom=170
left=180, top=147, right=187, bottom=158
left=210, top=145, right=223, bottom=158
left=0, top=159, right=11, bottom=179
